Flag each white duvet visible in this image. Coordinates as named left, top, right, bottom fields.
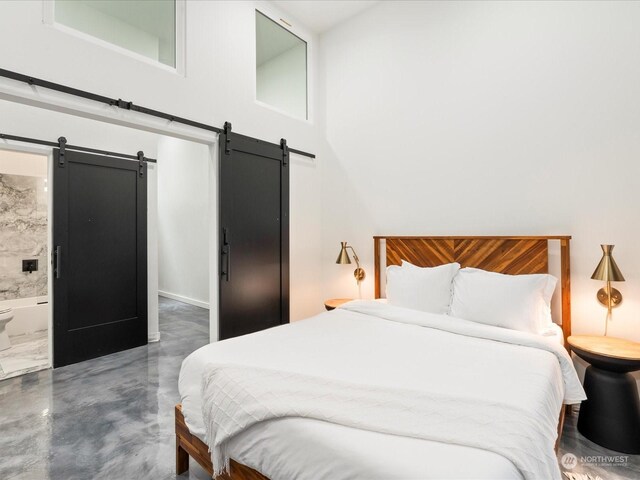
left=179, top=301, right=585, bottom=480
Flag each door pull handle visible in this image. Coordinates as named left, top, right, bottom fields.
left=223, top=244, right=231, bottom=282
left=221, top=228, right=231, bottom=282
left=54, top=246, right=62, bottom=279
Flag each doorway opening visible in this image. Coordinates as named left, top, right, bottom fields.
left=0, top=148, right=50, bottom=379
left=0, top=97, right=218, bottom=373
left=156, top=136, right=210, bottom=330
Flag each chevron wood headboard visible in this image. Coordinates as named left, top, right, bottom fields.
left=373, top=235, right=572, bottom=345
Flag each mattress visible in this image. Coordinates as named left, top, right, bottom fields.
left=179, top=307, right=567, bottom=480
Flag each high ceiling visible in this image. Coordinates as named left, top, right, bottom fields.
left=271, top=1, right=379, bottom=34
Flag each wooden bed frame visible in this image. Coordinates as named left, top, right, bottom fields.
left=176, top=235, right=572, bottom=479
left=175, top=404, right=267, bottom=480
left=374, top=235, right=572, bottom=345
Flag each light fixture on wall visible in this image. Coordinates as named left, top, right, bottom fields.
left=336, top=242, right=365, bottom=284
left=591, top=244, right=625, bottom=336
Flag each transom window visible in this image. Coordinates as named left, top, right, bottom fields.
left=54, top=0, right=177, bottom=68
left=256, top=10, right=308, bottom=120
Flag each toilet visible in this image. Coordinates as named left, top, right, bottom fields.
left=0, top=308, right=14, bottom=351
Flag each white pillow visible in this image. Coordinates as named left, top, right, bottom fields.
left=386, top=261, right=460, bottom=314
left=450, top=267, right=557, bottom=334
left=539, top=274, right=558, bottom=331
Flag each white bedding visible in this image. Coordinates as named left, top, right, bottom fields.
left=179, top=302, right=583, bottom=480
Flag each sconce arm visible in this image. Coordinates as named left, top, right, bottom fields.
left=347, top=246, right=361, bottom=269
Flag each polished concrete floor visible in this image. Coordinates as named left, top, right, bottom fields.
left=0, top=298, right=638, bottom=479
left=0, top=297, right=210, bottom=480
left=558, top=406, right=640, bottom=479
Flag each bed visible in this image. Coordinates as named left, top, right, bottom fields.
left=176, top=235, right=583, bottom=480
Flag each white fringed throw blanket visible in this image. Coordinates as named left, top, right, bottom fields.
left=201, top=302, right=586, bottom=480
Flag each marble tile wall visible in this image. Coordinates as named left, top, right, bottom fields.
left=0, top=173, right=48, bottom=301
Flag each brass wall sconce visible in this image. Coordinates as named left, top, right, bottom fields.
left=591, top=244, right=625, bottom=336
left=336, top=241, right=365, bottom=284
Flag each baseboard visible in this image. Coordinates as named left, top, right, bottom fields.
left=158, top=290, right=210, bottom=310
left=148, top=332, right=161, bottom=343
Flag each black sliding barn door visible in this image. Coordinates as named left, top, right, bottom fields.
left=219, top=128, right=289, bottom=340
left=53, top=149, right=147, bottom=368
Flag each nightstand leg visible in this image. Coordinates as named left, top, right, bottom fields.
left=578, top=366, right=640, bottom=454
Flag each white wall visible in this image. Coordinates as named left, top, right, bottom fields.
left=0, top=150, right=48, bottom=177
left=0, top=1, right=324, bottom=335
left=319, top=1, right=640, bottom=341
left=157, top=137, right=210, bottom=308
left=0, top=1, right=319, bottom=151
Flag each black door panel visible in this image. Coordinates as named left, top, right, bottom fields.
left=219, top=131, right=289, bottom=340
left=53, top=149, right=147, bottom=367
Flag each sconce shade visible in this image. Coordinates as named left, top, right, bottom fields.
left=335, top=241, right=365, bottom=283
left=336, top=242, right=352, bottom=264
left=591, top=245, right=625, bottom=282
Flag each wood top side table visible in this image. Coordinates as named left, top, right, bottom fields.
left=568, top=335, right=640, bottom=454
left=324, top=298, right=353, bottom=311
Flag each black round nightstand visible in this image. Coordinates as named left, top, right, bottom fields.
left=568, top=335, right=640, bottom=454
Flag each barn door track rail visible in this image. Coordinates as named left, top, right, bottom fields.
left=0, top=132, right=157, bottom=165
left=0, top=68, right=316, bottom=159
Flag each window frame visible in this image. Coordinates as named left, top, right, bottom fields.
left=254, top=7, right=313, bottom=123
left=42, top=0, right=186, bottom=75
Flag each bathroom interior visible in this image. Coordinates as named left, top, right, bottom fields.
left=0, top=147, right=50, bottom=380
